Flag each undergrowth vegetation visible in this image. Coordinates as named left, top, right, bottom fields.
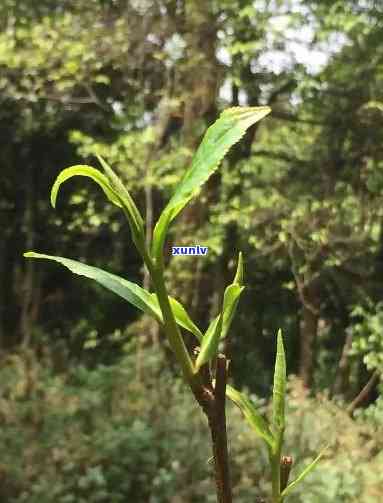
left=1, top=343, right=382, bottom=503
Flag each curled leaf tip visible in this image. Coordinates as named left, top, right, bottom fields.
left=95, top=153, right=105, bottom=166
left=50, top=187, right=58, bottom=208
left=234, top=252, right=244, bottom=285
left=49, top=165, right=122, bottom=211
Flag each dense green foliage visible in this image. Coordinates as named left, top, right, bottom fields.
left=1, top=0, right=383, bottom=500
left=0, top=345, right=382, bottom=502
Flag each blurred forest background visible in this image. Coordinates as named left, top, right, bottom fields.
left=1, top=0, right=383, bottom=501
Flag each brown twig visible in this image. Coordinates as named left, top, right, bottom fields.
left=189, top=353, right=232, bottom=503
left=207, top=355, right=232, bottom=503
left=347, top=369, right=380, bottom=415
left=280, top=455, right=293, bottom=493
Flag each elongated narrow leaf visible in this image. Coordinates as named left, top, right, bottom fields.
left=272, top=329, right=287, bottom=431
left=226, top=385, right=275, bottom=448
left=24, top=252, right=201, bottom=339
left=51, top=165, right=122, bottom=209
left=152, top=107, right=271, bottom=259
left=281, top=445, right=329, bottom=499
left=96, top=155, right=144, bottom=236
left=24, top=251, right=160, bottom=317
left=195, top=314, right=222, bottom=372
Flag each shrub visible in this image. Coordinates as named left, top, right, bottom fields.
left=1, top=346, right=382, bottom=502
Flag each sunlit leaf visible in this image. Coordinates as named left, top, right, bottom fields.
left=50, top=160, right=146, bottom=254
left=152, top=107, right=271, bottom=259
left=50, top=165, right=121, bottom=209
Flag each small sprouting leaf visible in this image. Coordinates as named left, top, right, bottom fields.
left=221, top=252, right=244, bottom=339
left=195, top=314, right=223, bottom=372
left=272, top=329, right=287, bottom=432
left=23, top=252, right=201, bottom=339
left=96, top=155, right=144, bottom=237
left=50, top=165, right=121, bottom=209
left=167, top=296, right=203, bottom=342
left=152, top=107, right=271, bottom=259
left=281, top=445, right=329, bottom=499
left=194, top=254, right=245, bottom=371
left=226, top=385, right=275, bottom=448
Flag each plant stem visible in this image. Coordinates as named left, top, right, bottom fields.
left=207, top=355, right=233, bottom=503
left=270, top=452, right=281, bottom=503
left=151, top=263, right=196, bottom=382
left=150, top=256, right=232, bottom=503
left=269, top=428, right=284, bottom=503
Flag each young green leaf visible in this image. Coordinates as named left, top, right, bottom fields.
left=272, top=329, right=287, bottom=432
left=152, top=107, right=271, bottom=259
left=194, top=284, right=244, bottom=371
left=221, top=252, right=244, bottom=338
left=24, top=251, right=160, bottom=317
left=194, top=254, right=245, bottom=370
left=226, top=385, right=275, bottom=448
left=95, top=155, right=147, bottom=256
left=96, top=155, right=144, bottom=237
left=194, top=314, right=223, bottom=372
left=280, top=445, right=329, bottom=499
left=163, top=295, right=203, bottom=342
left=50, top=161, right=146, bottom=257
left=24, top=252, right=201, bottom=339
left=50, top=165, right=121, bottom=209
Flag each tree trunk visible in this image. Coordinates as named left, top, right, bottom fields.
left=170, top=0, right=221, bottom=326
left=298, top=282, right=320, bottom=388
left=0, top=237, right=5, bottom=347
left=183, top=1, right=220, bottom=148
left=20, top=165, right=37, bottom=347
left=332, top=330, right=353, bottom=396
